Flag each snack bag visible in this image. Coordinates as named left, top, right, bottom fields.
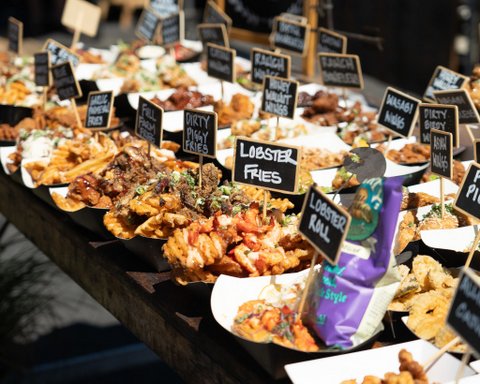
left=305, top=176, right=403, bottom=348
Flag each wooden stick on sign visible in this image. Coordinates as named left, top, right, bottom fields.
left=423, top=335, right=461, bottom=372
left=386, top=134, right=393, bottom=152
left=275, top=116, right=280, bottom=140
left=342, top=88, right=348, bottom=108
left=221, top=80, right=225, bottom=102
left=43, top=88, right=48, bottom=112
left=147, top=141, right=151, bottom=159
left=297, top=252, right=319, bottom=315
left=465, top=226, right=480, bottom=269
left=454, top=350, right=471, bottom=384
left=71, top=99, right=82, bottom=128
left=170, top=46, right=176, bottom=63
left=199, top=155, right=203, bottom=188
left=440, top=177, right=445, bottom=219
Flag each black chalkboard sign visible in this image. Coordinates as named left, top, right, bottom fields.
left=204, top=0, right=232, bottom=31
left=251, top=48, right=291, bottom=86
left=225, top=0, right=303, bottom=34
left=135, top=96, right=163, bottom=147
left=430, top=129, right=452, bottom=180
left=419, top=104, right=458, bottom=147
left=43, top=39, right=80, bottom=67
left=280, top=12, right=307, bottom=25
left=377, top=87, right=420, bottom=138
left=298, top=185, right=351, bottom=265
left=318, top=53, right=363, bottom=90
left=261, top=75, right=298, bottom=119
left=85, top=91, right=114, bottom=129
left=51, top=61, right=82, bottom=101
left=271, top=17, right=310, bottom=57
left=160, top=11, right=183, bottom=47
left=233, top=137, right=300, bottom=194
left=454, top=162, right=480, bottom=221
left=318, top=27, right=347, bottom=54
left=136, top=8, right=160, bottom=43
left=8, top=17, right=22, bottom=55
left=446, top=268, right=480, bottom=358
left=434, top=89, right=480, bottom=125
left=475, top=139, right=480, bottom=163
left=423, top=65, right=468, bottom=102
left=206, top=43, right=235, bottom=83
left=183, top=109, right=217, bottom=158
left=34, top=52, right=50, bottom=87
left=197, top=23, right=229, bottom=48
left=150, top=0, right=181, bottom=17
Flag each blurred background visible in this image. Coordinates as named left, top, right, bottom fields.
left=0, top=0, right=479, bottom=383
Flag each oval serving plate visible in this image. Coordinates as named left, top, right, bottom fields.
left=212, top=271, right=382, bottom=379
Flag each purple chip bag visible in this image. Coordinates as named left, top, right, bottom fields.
left=305, top=176, right=403, bottom=349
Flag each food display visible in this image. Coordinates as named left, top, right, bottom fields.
left=214, top=93, right=255, bottom=127
left=377, top=142, right=430, bottom=164
left=341, top=349, right=429, bottom=384
left=389, top=255, right=466, bottom=353
left=395, top=203, right=477, bottom=254
left=150, top=87, right=214, bottom=111
left=2, top=11, right=479, bottom=383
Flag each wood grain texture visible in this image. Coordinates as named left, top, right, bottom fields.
left=0, top=171, right=281, bottom=384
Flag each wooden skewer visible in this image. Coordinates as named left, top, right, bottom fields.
left=297, top=252, right=319, bottom=315
left=262, top=189, right=268, bottom=223
left=423, top=335, right=461, bottom=373
left=71, top=99, right=82, bottom=129
left=198, top=155, right=203, bottom=189
left=455, top=350, right=471, bottom=384
left=440, top=177, right=445, bottom=219
left=465, top=226, right=480, bottom=269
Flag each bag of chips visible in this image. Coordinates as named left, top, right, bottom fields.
left=305, top=176, right=403, bottom=348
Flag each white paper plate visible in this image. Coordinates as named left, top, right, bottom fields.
left=284, top=339, right=475, bottom=384
left=407, top=178, right=459, bottom=198
left=310, top=159, right=429, bottom=189
left=95, top=77, right=124, bottom=95
left=421, top=225, right=478, bottom=253
left=445, top=376, right=480, bottom=383
left=137, top=45, right=166, bottom=59
left=75, top=63, right=105, bottom=81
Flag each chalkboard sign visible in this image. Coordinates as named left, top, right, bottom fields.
left=475, top=139, right=480, bottom=163
left=150, top=0, right=182, bottom=17
left=136, top=8, right=160, bottom=43
left=183, top=109, right=217, bottom=158
left=454, top=162, right=480, bottom=221
left=85, top=91, right=114, bottom=129
left=434, top=89, right=480, bottom=125
left=34, top=52, right=50, bottom=87
left=225, top=0, right=303, bottom=34
left=261, top=75, right=298, bottom=119
left=318, top=27, right=347, bottom=54
left=446, top=268, right=480, bottom=358
left=271, top=17, right=310, bottom=57
left=204, top=0, right=232, bottom=32
left=298, top=185, right=351, bottom=265
left=318, top=53, right=363, bottom=90
left=197, top=23, right=229, bottom=48
left=423, top=65, right=468, bottom=102
left=135, top=96, right=163, bottom=147
left=51, top=61, right=82, bottom=101
left=160, top=11, right=183, bottom=47
left=250, top=48, right=291, bottom=85
left=206, top=43, right=235, bottom=83
left=419, top=104, right=458, bottom=147
left=43, top=39, right=80, bottom=67
left=233, top=137, right=300, bottom=194
left=430, top=129, right=452, bottom=180
left=377, top=87, right=420, bottom=138
left=8, top=17, right=22, bottom=55
left=280, top=12, right=307, bottom=25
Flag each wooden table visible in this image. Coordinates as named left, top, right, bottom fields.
left=0, top=171, right=288, bottom=384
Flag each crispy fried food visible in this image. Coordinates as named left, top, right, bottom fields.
left=301, top=148, right=347, bottom=171
left=215, top=94, right=255, bottom=126
left=395, top=211, right=417, bottom=255
left=378, top=143, right=430, bottom=164
left=162, top=203, right=316, bottom=283
left=103, top=211, right=137, bottom=239
left=400, top=191, right=440, bottom=210
left=344, top=349, right=429, bottom=384
left=50, top=191, right=86, bottom=212
left=407, top=291, right=450, bottom=340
